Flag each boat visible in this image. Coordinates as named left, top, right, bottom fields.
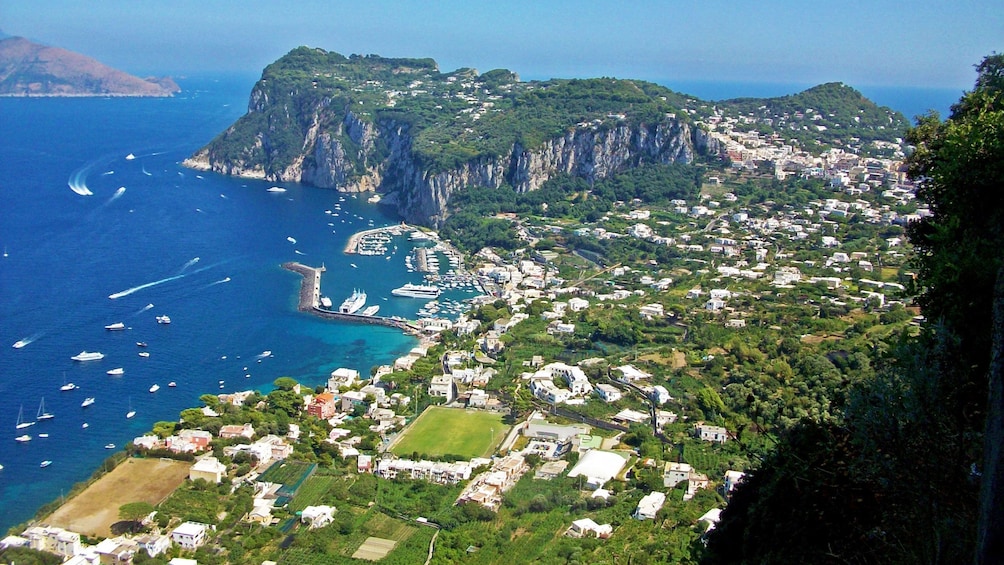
left=168, top=381, right=177, bottom=387
left=81, top=423, right=89, bottom=428
left=136, top=342, right=148, bottom=347
left=36, top=398, right=54, bottom=420
left=60, top=375, right=77, bottom=392
left=105, top=443, right=115, bottom=449
left=81, top=397, right=95, bottom=408
left=320, top=296, right=333, bottom=308
left=286, top=236, right=297, bottom=244
left=138, top=351, right=150, bottom=358
left=156, top=315, right=171, bottom=324
left=71, top=351, right=105, bottom=361
left=107, top=368, right=124, bottom=376
left=361, top=305, right=380, bottom=316
left=38, top=433, right=49, bottom=438
left=267, top=186, right=287, bottom=193
left=391, top=283, right=441, bottom=299
left=339, top=289, right=367, bottom=314
left=104, top=322, right=125, bottom=331
left=125, top=153, right=135, bottom=160
left=12, top=339, right=27, bottom=349
left=15, top=434, right=31, bottom=443
left=149, top=384, right=160, bottom=393
left=15, top=405, right=34, bottom=430
left=126, top=398, right=135, bottom=419
left=40, top=460, right=51, bottom=468
left=258, top=350, right=272, bottom=358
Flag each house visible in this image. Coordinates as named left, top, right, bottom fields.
left=467, top=388, right=488, bottom=408
left=566, top=518, right=613, bottom=539
left=595, top=384, right=622, bottom=403
left=189, top=456, right=227, bottom=484
left=328, top=367, right=359, bottom=389
left=638, top=303, right=665, bottom=320
left=22, top=526, right=81, bottom=559
left=428, top=375, right=455, bottom=403
left=633, top=491, right=666, bottom=520
left=94, top=536, right=139, bottom=564
left=134, top=534, right=171, bottom=558
left=685, top=472, right=710, bottom=501
left=568, top=297, right=589, bottom=312
left=664, top=462, right=693, bottom=488
left=300, top=505, right=336, bottom=529
left=651, top=385, right=671, bottom=405
left=615, top=365, right=651, bottom=383
left=219, top=423, right=255, bottom=440
left=358, top=454, right=373, bottom=474
left=306, top=392, right=338, bottom=419
left=170, top=522, right=210, bottom=549
left=341, top=390, right=368, bottom=412
left=705, top=298, right=726, bottom=311
left=695, top=424, right=729, bottom=443
left=724, top=470, right=746, bottom=499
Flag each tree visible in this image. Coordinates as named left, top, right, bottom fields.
left=118, top=501, right=155, bottom=532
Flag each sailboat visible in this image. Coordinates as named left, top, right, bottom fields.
left=36, top=397, right=54, bottom=420
left=15, top=405, right=34, bottom=429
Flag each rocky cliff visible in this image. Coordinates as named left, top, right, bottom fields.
left=184, top=48, right=716, bottom=226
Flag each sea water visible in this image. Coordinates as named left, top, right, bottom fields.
left=0, top=75, right=426, bottom=531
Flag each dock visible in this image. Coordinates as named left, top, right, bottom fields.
left=343, top=224, right=412, bottom=254
left=282, top=262, right=422, bottom=335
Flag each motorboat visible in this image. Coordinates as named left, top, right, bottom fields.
left=104, top=322, right=125, bottom=331
left=40, top=460, right=52, bottom=468
left=168, top=381, right=177, bottom=387
left=138, top=351, right=150, bottom=358
left=81, top=397, right=95, bottom=408
left=267, top=186, right=287, bottom=193
left=60, top=381, right=77, bottom=391
left=38, top=433, right=49, bottom=438
left=126, top=410, right=136, bottom=419
left=105, top=444, right=116, bottom=449
left=361, top=305, right=380, bottom=316
left=156, top=315, right=171, bottom=324
left=81, top=422, right=89, bottom=428
left=12, top=339, right=28, bottom=349
left=149, top=384, right=160, bottom=393
left=107, top=368, right=124, bottom=376
left=15, top=434, right=31, bottom=443
left=71, top=351, right=105, bottom=361
left=136, top=342, right=148, bottom=347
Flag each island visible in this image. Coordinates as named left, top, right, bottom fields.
left=0, top=36, right=179, bottom=97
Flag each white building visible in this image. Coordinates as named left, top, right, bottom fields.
left=300, top=505, right=336, bottom=529
left=595, top=384, right=622, bottom=403
left=633, top=491, right=666, bottom=520
left=328, top=367, right=359, bottom=389
left=189, top=456, right=227, bottom=484
left=428, top=375, right=455, bottom=403
left=696, top=424, right=729, bottom=443
left=170, top=522, right=209, bottom=550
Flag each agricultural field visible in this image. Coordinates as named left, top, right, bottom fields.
left=390, top=407, right=508, bottom=459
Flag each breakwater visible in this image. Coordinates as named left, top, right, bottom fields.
left=282, top=262, right=422, bottom=335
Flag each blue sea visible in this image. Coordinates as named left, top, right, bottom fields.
left=0, top=75, right=430, bottom=532
left=0, top=74, right=962, bottom=533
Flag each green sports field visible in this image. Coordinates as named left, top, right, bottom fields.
left=391, top=407, right=508, bottom=459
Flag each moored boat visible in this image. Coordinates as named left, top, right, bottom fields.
left=40, top=460, right=51, bottom=468
left=339, top=289, right=367, bottom=314
left=15, top=405, right=34, bottom=429
left=81, top=397, right=95, bottom=408
left=71, top=351, right=105, bottom=361
left=168, top=381, right=177, bottom=387
left=107, top=368, right=124, bottom=376
left=391, top=283, right=441, bottom=299
left=15, top=434, right=31, bottom=443
left=104, top=322, right=125, bottom=331
left=149, top=384, right=160, bottom=393
left=105, top=443, right=115, bottom=449
left=36, top=398, right=54, bottom=420
left=361, top=305, right=380, bottom=316
left=138, top=351, right=150, bottom=358
left=156, top=315, right=171, bottom=324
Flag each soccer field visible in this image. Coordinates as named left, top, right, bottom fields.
left=391, top=407, right=508, bottom=459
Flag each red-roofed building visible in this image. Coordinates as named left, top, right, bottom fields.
left=306, top=393, right=337, bottom=419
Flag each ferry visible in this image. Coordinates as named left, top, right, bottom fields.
left=339, top=289, right=367, bottom=314
left=156, top=315, right=171, bottom=324
left=81, top=397, right=95, bottom=408
left=107, top=368, right=124, bottom=376
left=104, top=322, right=125, bottom=331
left=391, top=283, right=441, bottom=299
left=71, top=351, right=105, bottom=361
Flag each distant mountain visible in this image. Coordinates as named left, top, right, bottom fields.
left=0, top=36, right=179, bottom=97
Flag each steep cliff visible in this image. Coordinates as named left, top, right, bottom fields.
left=185, top=47, right=717, bottom=226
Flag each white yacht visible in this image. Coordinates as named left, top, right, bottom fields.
left=339, top=289, right=367, bottom=314
left=391, top=283, right=441, bottom=299
left=15, top=405, right=34, bottom=429
left=107, top=368, right=124, bottom=376
left=156, top=315, right=171, bottom=324
left=81, top=397, right=95, bottom=408
left=149, top=384, right=160, bottom=393
left=71, top=351, right=105, bottom=361
left=104, top=322, right=125, bottom=331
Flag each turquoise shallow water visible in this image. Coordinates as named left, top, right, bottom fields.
left=0, top=75, right=429, bottom=531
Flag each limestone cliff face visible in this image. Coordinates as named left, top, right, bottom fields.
left=187, top=95, right=710, bottom=227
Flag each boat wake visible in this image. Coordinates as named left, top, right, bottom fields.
left=178, top=257, right=201, bottom=274
left=109, top=260, right=222, bottom=299
left=294, top=250, right=306, bottom=255
left=101, top=170, right=115, bottom=176
left=142, top=165, right=152, bottom=176
left=12, top=333, right=42, bottom=349
left=105, top=186, right=126, bottom=204
left=135, top=303, right=155, bottom=314
left=67, top=167, right=94, bottom=196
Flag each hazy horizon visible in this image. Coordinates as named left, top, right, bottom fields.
left=2, top=1, right=1000, bottom=90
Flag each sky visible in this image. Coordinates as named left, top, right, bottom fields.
left=1, top=0, right=1000, bottom=89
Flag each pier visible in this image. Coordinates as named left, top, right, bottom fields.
left=343, top=224, right=413, bottom=254
left=282, top=262, right=422, bottom=335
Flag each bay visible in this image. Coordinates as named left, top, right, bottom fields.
left=0, top=75, right=424, bottom=532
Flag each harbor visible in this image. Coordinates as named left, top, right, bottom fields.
left=343, top=224, right=416, bottom=254
left=282, top=262, right=423, bottom=335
